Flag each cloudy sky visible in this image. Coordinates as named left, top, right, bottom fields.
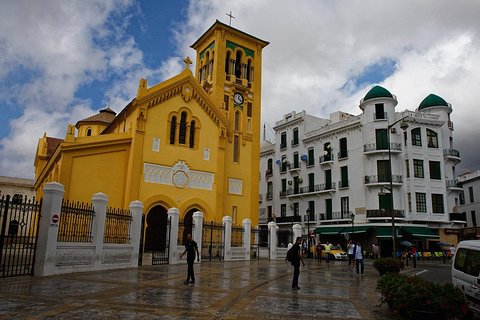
left=1, top=0, right=479, bottom=179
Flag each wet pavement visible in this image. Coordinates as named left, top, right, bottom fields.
left=0, top=259, right=398, bottom=319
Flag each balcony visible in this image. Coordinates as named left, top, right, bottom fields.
left=366, top=209, right=405, bottom=219
left=319, top=154, right=334, bottom=165
left=276, top=215, right=302, bottom=223
left=286, top=182, right=336, bottom=197
left=318, top=211, right=354, bottom=221
left=338, top=180, right=349, bottom=189
left=280, top=142, right=287, bottom=150
left=265, top=192, right=273, bottom=201
left=291, top=139, right=299, bottom=147
left=259, top=194, right=263, bottom=202
left=450, top=212, right=466, bottom=223
left=446, top=179, right=463, bottom=191
left=289, top=163, right=301, bottom=173
left=448, top=121, right=454, bottom=130
left=444, top=149, right=461, bottom=163
left=279, top=190, right=287, bottom=198
left=364, top=142, right=402, bottom=154
left=265, top=169, right=273, bottom=178
left=364, top=175, right=403, bottom=185
left=304, top=212, right=316, bottom=222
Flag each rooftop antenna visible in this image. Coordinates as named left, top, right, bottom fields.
left=226, top=11, right=235, bottom=26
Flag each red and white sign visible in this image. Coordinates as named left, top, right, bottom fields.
left=52, top=214, right=59, bottom=224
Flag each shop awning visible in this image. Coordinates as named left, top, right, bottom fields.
left=402, top=226, right=439, bottom=238
left=314, top=226, right=345, bottom=235
left=375, top=226, right=402, bottom=238
left=350, top=226, right=373, bottom=234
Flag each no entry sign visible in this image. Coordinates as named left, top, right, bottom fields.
left=52, top=214, right=59, bottom=224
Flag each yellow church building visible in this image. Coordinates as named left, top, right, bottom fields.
left=34, top=21, right=269, bottom=251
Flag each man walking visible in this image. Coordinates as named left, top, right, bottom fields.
left=325, top=241, right=332, bottom=263
left=290, top=237, right=305, bottom=290
left=180, top=234, right=200, bottom=284
left=353, top=241, right=364, bottom=275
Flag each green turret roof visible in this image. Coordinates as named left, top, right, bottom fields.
left=418, top=94, right=449, bottom=110
left=363, top=86, right=393, bottom=101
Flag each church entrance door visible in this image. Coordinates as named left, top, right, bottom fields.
left=144, top=205, right=170, bottom=265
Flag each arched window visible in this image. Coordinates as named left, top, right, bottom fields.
left=179, top=112, right=187, bottom=144
left=189, top=120, right=196, bottom=148
left=426, top=129, right=438, bottom=148
left=411, top=128, right=422, bottom=146
left=234, top=111, right=241, bottom=131
left=86, top=128, right=92, bottom=136
left=170, top=116, right=177, bottom=144
left=225, top=51, right=230, bottom=74
left=235, top=50, right=242, bottom=78
left=246, top=59, right=252, bottom=82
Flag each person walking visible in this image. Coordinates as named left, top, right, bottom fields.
left=290, top=237, right=305, bottom=290
left=347, top=240, right=355, bottom=271
left=372, top=244, right=380, bottom=259
left=353, top=241, right=364, bottom=275
left=316, top=242, right=323, bottom=263
left=449, top=244, right=456, bottom=262
left=179, top=234, right=200, bottom=284
left=410, top=245, right=417, bottom=268
left=325, top=241, right=332, bottom=263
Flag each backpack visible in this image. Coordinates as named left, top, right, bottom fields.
left=286, top=246, right=296, bottom=262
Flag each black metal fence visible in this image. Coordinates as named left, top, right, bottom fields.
left=104, top=207, right=132, bottom=244
left=0, top=195, right=42, bottom=277
left=277, top=229, right=293, bottom=248
left=58, top=200, right=94, bottom=242
left=152, top=217, right=170, bottom=265
left=231, top=224, right=244, bottom=247
left=202, top=220, right=224, bottom=261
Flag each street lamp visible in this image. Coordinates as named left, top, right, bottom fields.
left=306, top=208, right=310, bottom=258
left=381, top=116, right=409, bottom=258
left=350, top=212, right=355, bottom=240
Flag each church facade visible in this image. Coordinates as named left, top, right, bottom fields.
left=34, top=21, right=268, bottom=250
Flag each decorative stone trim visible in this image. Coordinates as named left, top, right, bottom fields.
left=144, top=162, right=214, bottom=190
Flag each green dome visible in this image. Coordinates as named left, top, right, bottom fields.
left=418, top=94, right=449, bottom=110
left=363, top=86, right=393, bottom=101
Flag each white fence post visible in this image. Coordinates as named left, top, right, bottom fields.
left=129, top=200, right=143, bottom=266
left=222, top=216, right=232, bottom=261
left=167, top=207, right=180, bottom=265
left=268, top=221, right=277, bottom=260
left=243, top=218, right=251, bottom=260
left=34, top=182, right=64, bottom=276
left=91, top=192, right=108, bottom=267
left=292, top=223, right=303, bottom=241
left=192, top=211, right=203, bottom=262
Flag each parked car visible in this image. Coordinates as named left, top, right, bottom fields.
left=452, top=240, right=480, bottom=315
left=321, top=244, right=347, bottom=260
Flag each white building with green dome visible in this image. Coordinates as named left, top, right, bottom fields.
left=259, top=85, right=464, bottom=256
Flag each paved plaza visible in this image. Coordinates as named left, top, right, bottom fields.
left=0, top=259, right=398, bottom=319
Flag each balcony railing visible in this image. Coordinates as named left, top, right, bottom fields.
left=289, top=163, right=301, bottom=172
left=318, top=211, right=354, bottom=221
left=304, top=212, right=316, bottom=222
left=319, top=154, right=334, bottom=164
left=291, top=139, right=299, bottom=147
left=444, top=148, right=461, bottom=158
left=266, top=192, right=273, bottom=200
left=364, top=142, right=402, bottom=153
left=265, top=169, right=273, bottom=177
left=364, top=175, right=403, bottom=184
left=366, top=209, right=405, bottom=219
left=286, top=183, right=336, bottom=196
left=279, top=190, right=287, bottom=198
left=450, top=212, right=466, bottom=222
left=338, top=180, right=349, bottom=188
left=259, top=194, right=263, bottom=202
left=276, top=215, right=302, bottom=223
left=338, top=150, right=348, bottom=159
left=280, top=142, right=287, bottom=150
left=446, top=179, right=462, bottom=190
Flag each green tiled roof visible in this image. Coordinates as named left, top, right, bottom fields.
left=418, top=94, right=449, bottom=110
left=363, top=85, right=393, bottom=101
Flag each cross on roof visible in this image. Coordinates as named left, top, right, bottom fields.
left=226, top=11, right=235, bottom=26
left=183, top=57, right=192, bottom=69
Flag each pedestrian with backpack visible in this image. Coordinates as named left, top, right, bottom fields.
left=287, top=237, right=305, bottom=290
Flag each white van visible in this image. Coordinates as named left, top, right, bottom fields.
left=452, top=240, right=480, bottom=315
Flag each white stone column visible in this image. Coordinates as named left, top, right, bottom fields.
left=192, top=211, right=203, bottom=262
left=243, top=218, right=251, bottom=260
left=129, top=200, right=143, bottom=267
left=91, top=192, right=108, bottom=267
left=34, top=182, right=65, bottom=276
left=268, top=221, right=277, bottom=260
left=167, top=207, right=180, bottom=265
left=222, top=216, right=232, bottom=261
left=293, top=223, right=303, bottom=242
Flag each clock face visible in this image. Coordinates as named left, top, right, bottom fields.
left=233, top=93, right=244, bottom=105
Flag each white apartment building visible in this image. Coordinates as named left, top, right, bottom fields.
left=259, top=86, right=465, bottom=255
left=457, top=170, right=480, bottom=239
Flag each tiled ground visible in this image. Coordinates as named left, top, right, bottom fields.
left=0, top=259, right=399, bottom=319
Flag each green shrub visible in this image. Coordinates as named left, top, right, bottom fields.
left=376, top=273, right=471, bottom=319
left=373, top=257, right=404, bottom=275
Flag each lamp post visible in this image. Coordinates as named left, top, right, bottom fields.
left=382, top=116, right=409, bottom=258
left=306, top=208, right=311, bottom=258
left=350, top=212, right=355, bottom=241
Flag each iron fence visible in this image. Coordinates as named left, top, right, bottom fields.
left=201, top=220, right=224, bottom=261
left=152, top=217, right=170, bottom=265
left=0, top=195, right=41, bottom=277
left=104, top=207, right=132, bottom=244
left=58, top=200, right=94, bottom=242
left=231, top=224, right=244, bottom=247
